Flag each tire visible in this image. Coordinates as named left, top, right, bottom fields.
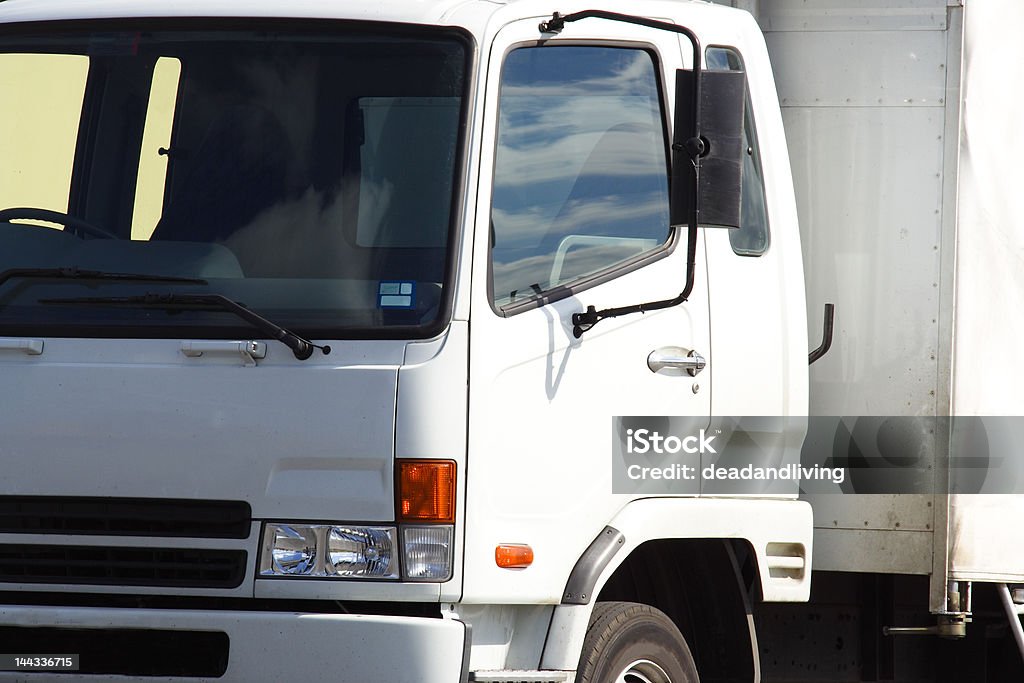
left=577, top=601, right=699, bottom=683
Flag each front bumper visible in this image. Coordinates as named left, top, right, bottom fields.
left=0, top=604, right=468, bottom=682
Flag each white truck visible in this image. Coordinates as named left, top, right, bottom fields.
left=0, top=0, right=1022, bottom=681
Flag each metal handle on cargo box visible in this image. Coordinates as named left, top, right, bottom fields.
left=808, top=303, right=835, bottom=365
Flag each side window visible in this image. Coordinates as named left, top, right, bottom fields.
left=706, top=47, right=769, bottom=256
left=490, top=46, right=670, bottom=308
left=0, top=53, right=88, bottom=226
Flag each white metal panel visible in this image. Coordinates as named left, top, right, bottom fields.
left=397, top=324, right=470, bottom=603
left=787, top=105, right=944, bottom=416
left=762, top=4, right=957, bottom=586
left=0, top=605, right=468, bottom=683
left=757, top=0, right=948, bottom=32
left=946, top=0, right=1024, bottom=583
left=766, top=30, right=947, bottom=107
left=457, top=604, right=553, bottom=671
left=254, top=575, right=442, bottom=602
left=927, top=2, right=963, bottom=613
left=812, top=528, right=933, bottom=574
left=0, top=337, right=402, bottom=521
left=950, top=0, right=1024, bottom=416
left=805, top=493, right=933, bottom=532
left=607, top=498, right=814, bottom=602
left=0, top=0, right=474, bottom=27
left=397, top=323, right=469, bottom=460
left=949, top=496, right=1024, bottom=583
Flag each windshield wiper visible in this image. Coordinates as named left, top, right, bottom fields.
left=40, top=292, right=331, bottom=361
left=0, top=267, right=207, bottom=289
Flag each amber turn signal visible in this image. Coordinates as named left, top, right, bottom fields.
left=495, top=544, right=534, bottom=569
left=397, top=459, right=456, bottom=523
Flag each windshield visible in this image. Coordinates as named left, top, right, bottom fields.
left=0, top=21, right=468, bottom=339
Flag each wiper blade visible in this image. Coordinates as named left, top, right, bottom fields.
left=0, top=267, right=207, bottom=289
left=41, top=292, right=331, bottom=361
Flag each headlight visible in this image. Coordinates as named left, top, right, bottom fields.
left=268, top=525, right=317, bottom=575
left=327, top=526, right=396, bottom=578
left=401, top=525, right=453, bottom=581
left=260, top=524, right=398, bottom=579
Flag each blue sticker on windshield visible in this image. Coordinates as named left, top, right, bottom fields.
left=378, top=281, right=416, bottom=309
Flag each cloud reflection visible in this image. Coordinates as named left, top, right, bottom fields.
left=491, top=47, right=670, bottom=303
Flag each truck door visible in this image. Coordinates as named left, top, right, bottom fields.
left=699, top=42, right=809, bottom=496
left=462, top=17, right=713, bottom=601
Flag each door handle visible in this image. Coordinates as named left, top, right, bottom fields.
left=0, top=337, right=44, bottom=355
left=181, top=340, right=267, bottom=367
left=648, top=346, right=706, bottom=376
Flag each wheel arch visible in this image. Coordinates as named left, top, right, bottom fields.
left=593, top=537, right=759, bottom=682
left=539, top=497, right=812, bottom=677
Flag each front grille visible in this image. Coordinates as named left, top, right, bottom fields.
left=0, top=496, right=251, bottom=538
left=0, top=545, right=246, bottom=588
left=0, top=626, right=229, bottom=677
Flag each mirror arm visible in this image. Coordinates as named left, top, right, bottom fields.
left=571, top=225, right=698, bottom=338
left=542, top=11, right=704, bottom=339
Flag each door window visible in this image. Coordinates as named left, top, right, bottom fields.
left=490, top=46, right=671, bottom=308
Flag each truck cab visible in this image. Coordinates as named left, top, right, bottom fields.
left=0, top=1, right=818, bottom=681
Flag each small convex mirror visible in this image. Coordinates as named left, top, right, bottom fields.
left=670, top=68, right=747, bottom=229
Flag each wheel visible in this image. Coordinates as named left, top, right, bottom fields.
left=0, top=207, right=117, bottom=239
left=577, top=602, right=699, bottom=683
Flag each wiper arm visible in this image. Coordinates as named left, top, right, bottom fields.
left=0, top=267, right=207, bottom=289
left=41, top=293, right=332, bottom=361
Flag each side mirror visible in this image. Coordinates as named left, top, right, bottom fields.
left=670, top=68, right=747, bottom=229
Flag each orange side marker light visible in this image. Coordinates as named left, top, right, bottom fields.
left=496, top=544, right=534, bottom=569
